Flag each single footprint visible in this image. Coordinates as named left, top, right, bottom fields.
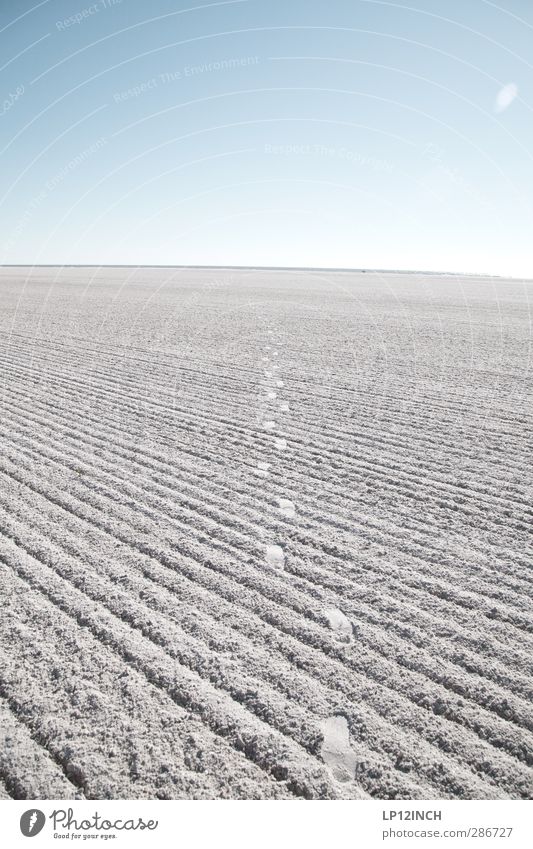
left=268, top=391, right=277, bottom=399
left=320, top=715, right=358, bottom=783
left=279, top=402, right=289, bottom=411
left=263, top=420, right=275, bottom=429
left=275, top=438, right=287, bottom=449
left=265, top=544, right=285, bottom=569
left=278, top=498, right=296, bottom=518
left=276, top=380, right=284, bottom=388
left=324, top=607, right=353, bottom=642
left=255, top=461, right=270, bottom=477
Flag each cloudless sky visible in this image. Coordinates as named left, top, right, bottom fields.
left=0, top=0, right=532, bottom=275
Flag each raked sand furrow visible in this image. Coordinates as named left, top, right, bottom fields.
left=0, top=501, right=355, bottom=766
left=0, top=506, right=521, bottom=800
left=1, top=335, right=529, bottom=503
left=0, top=459, right=531, bottom=792
left=0, top=696, right=80, bottom=800
left=4, top=322, right=528, bottom=432
left=2, top=344, right=522, bottom=564
left=0, top=563, right=288, bottom=801
left=1, top=345, right=529, bottom=509
left=1, top=267, right=531, bottom=801
left=2, top=352, right=528, bottom=584
left=0, top=534, right=358, bottom=800
left=2, top=410, right=528, bottom=676
left=5, top=319, right=529, bottom=414
left=1, top=412, right=531, bottom=665
left=1, top=420, right=528, bottom=720
left=0, top=498, right=433, bottom=798
left=3, top=331, right=528, bottom=456
left=1, top=404, right=530, bottom=643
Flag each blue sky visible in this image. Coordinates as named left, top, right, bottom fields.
left=0, top=0, right=532, bottom=275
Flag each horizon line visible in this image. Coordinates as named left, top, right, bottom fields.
left=0, top=264, right=529, bottom=280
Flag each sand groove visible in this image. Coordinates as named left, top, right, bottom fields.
left=0, top=268, right=531, bottom=800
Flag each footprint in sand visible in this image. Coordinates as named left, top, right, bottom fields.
left=320, top=715, right=358, bottom=783
left=278, top=498, right=296, bottom=518
left=267, top=391, right=277, bottom=399
left=255, top=461, right=270, bottom=477
left=265, top=544, right=285, bottom=569
left=279, top=402, right=289, bottom=411
left=324, top=607, right=353, bottom=642
left=276, top=380, right=284, bottom=388
left=263, top=420, right=275, bottom=429
left=275, top=438, right=287, bottom=450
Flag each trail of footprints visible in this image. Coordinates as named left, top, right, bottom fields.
left=256, top=324, right=357, bottom=787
